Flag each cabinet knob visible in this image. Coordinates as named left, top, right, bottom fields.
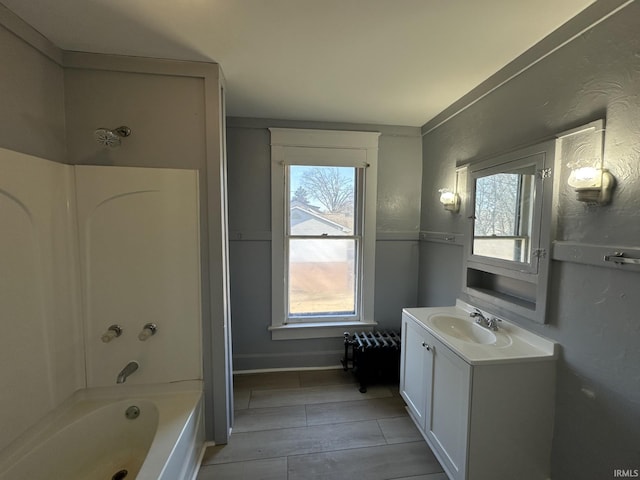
left=422, top=342, right=431, bottom=351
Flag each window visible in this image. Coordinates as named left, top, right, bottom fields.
left=469, top=154, right=542, bottom=272
left=269, top=128, right=380, bottom=340
left=473, top=169, right=535, bottom=263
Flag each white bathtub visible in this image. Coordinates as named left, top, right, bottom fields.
left=0, top=381, right=205, bottom=480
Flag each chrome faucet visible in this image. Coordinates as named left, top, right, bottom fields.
left=116, top=361, right=139, bottom=384
left=470, top=308, right=487, bottom=324
left=470, top=309, right=501, bottom=331
left=486, top=317, right=501, bottom=331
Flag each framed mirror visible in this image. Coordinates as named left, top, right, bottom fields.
left=461, top=140, right=555, bottom=325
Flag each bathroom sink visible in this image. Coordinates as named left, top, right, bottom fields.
left=403, top=305, right=556, bottom=364
left=429, top=315, right=498, bottom=345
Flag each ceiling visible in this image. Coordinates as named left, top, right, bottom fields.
left=2, top=0, right=596, bottom=127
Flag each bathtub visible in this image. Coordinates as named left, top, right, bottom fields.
left=0, top=381, right=205, bottom=480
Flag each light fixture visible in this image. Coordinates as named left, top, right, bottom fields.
left=438, top=188, right=460, bottom=212
left=567, top=166, right=615, bottom=205
left=558, top=120, right=615, bottom=206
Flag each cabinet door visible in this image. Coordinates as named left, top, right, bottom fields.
left=400, top=315, right=433, bottom=431
left=426, top=334, right=471, bottom=480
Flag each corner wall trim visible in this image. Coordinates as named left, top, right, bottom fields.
left=228, top=231, right=420, bottom=242
left=419, top=230, right=464, bottom=246
left=376, top=231, right=420, bottom=241
left=0, top=4, right=63, bottom=64
left=552, top=241, right=640, bottom=272
left=420, top=0, right=635, bottom=136
left=227, top=117, right=421, bottom=138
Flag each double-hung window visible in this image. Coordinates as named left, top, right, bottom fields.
left=269, top=128, right=379, bottom=339
left=473, top=170, right=534, bottom=263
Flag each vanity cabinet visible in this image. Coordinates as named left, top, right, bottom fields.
left=400, top=310, right=556, bottom=480
left=401, top=313, right=471, bottom=478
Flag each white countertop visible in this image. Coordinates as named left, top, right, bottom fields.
left=403, top=301, right=558, bottom=365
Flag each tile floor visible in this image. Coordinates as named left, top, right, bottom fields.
left=197, top=369, right=446, bottom=480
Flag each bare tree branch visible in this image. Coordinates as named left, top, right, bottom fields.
left=474, top=173, right=519, bottom=236
left=300, top=167, right=354, bottom=213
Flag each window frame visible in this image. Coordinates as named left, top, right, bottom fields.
left=269, top=128, right=380, bottom=340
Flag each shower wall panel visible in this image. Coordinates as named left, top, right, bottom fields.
left=75, top=165, right=202, bottom=387
left=0, top=148, right=84, bottom=452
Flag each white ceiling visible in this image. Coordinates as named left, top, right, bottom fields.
left=3, top=0, right=596, bottom=126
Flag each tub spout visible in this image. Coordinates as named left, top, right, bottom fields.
left=116, top=361, right=139, bottom=384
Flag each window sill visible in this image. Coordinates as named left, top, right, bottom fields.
left=268, top=321, right=377, bottom=340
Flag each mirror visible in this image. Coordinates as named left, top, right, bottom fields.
left=468, top=152, right=544, bottom=274
left=472, top=165, right=536, bottom=264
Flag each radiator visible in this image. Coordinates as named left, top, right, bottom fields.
left=341, top=330, right=401, bottom=393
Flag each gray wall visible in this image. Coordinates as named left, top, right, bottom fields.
left=227, top=117, right=421, bottom=370
left=64, top=69, right=206, bottom=170
left=0, top=8, right=65, bottom=160
left=419, top=3, right=640, bottom=478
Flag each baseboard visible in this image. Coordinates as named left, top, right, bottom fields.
left=188, top=441, right=212, bottom=480
left=233, top=364, right=344, bottom=375
left=232, top=349, right=344, bottom=372
left=190, top=441, right=217, bottom=480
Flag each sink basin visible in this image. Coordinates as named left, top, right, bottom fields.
left=429, top=315, right=498, bottom=345
left=404, top=305, right=556, bottom=363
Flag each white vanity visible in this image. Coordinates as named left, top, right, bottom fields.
left=400, top=301, right=557, bottom=480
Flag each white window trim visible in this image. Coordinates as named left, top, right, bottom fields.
left=269, top=128, right=380, bottom=340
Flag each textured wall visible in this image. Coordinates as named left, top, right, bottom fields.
left=417, top=242, right=462, bottom=307
left=0, top=18, right=66, bottom=161
left=64, top=69, right=206, bottom=170
left=227, top=118, right=422, bottom=370
left=419, top=3, right=640, bottom=478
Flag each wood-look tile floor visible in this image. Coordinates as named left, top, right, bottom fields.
left=198, top=369, right=446, bottom=480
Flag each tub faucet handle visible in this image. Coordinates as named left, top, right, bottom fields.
left=101, top=324, right=123, bottom=343
left=138, top=323, right=157, bottom=341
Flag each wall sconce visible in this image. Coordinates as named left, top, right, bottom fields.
left=438, top=188, right=460, bottom=212
left=558, top=120, right=615, bottom=206
left=567, top=166, right=615, bottom=205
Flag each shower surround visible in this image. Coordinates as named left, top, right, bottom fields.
left=0, top=147, right=202, bottom=452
